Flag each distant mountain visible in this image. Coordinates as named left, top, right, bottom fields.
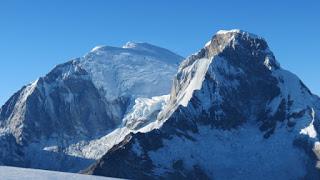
left=0, top=42, right=183, bottom=172
left=86, top=30, right=320, bottom=179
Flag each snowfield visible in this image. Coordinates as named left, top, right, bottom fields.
left=0, top=166, right=118, bottom=180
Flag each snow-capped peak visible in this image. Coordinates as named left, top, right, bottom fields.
left=204, top=29, right=279, bottom=71
left=121, top=42, right=182, bottom=63
left=81, top=42, right=183, bottom=101
left=90, top=42, right=162, bottom=53
left=216, top=29, right=242, bottom=34
left=159, top=29, right=280, bottom=125
left=216, top=29, right=260, bottom=38
left=204, top=29, right=263, bottom=51
left=122, top=41, right=159, bottom=51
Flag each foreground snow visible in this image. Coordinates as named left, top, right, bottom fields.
left=0, top=166, right=117, bottom=180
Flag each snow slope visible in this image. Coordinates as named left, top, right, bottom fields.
left=0, top=166, right=117, bottom=180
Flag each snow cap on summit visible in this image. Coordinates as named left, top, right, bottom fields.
left=122, top=41, right=141, bottom=49
left=216, top=29, right=260, bottom=38
left=90, top=45, right=106, bottom=52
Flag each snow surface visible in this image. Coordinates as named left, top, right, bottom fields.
left=300, top=108, right=317, bottom=138
left=123, top=95, right=169, bottom=129
left=216, top=29, right=260, bottom=39
left=216, top=29, right=242, bottom=34
left=80, top=42, right=182, bottom=101
left=264, top=56, right=272, bottom=70
left=271, top=67, right=314, bottom=118
left=90, top=46, right=105, bottom=52
left=177, top=58, right=212, bottom=107
left=0, top=166, right=117, bottom=180
left=204, top=40, right=211, bottom=47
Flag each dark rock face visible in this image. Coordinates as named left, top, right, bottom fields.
left=86, top=130, right=209, bottom=180
left=24, top=66, right=117, bottom=143
left=0, top=60, right=121, bottom=170
left=1, top=60, right=120, bottom=141
left=0, top=134, right=24, bottom=166
left=86, top=31, right=320, bottom=179
left=86, top=134, right=155, bottom=179
left=0, top=89, right=22, bottom=123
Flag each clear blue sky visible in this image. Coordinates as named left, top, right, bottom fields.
left=0, top=0, right=319, bottom=105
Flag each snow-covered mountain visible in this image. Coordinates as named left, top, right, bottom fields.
left=0, top=42, right=183, bottom=172
left=86, top=30, right=320, bottom=179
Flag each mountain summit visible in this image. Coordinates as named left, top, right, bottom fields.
left=86, top=30, right=320, bottom=179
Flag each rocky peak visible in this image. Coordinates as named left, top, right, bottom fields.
left=86, top=30, right=320, bottom=179
left=166, top=30, right=282, bottom=126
